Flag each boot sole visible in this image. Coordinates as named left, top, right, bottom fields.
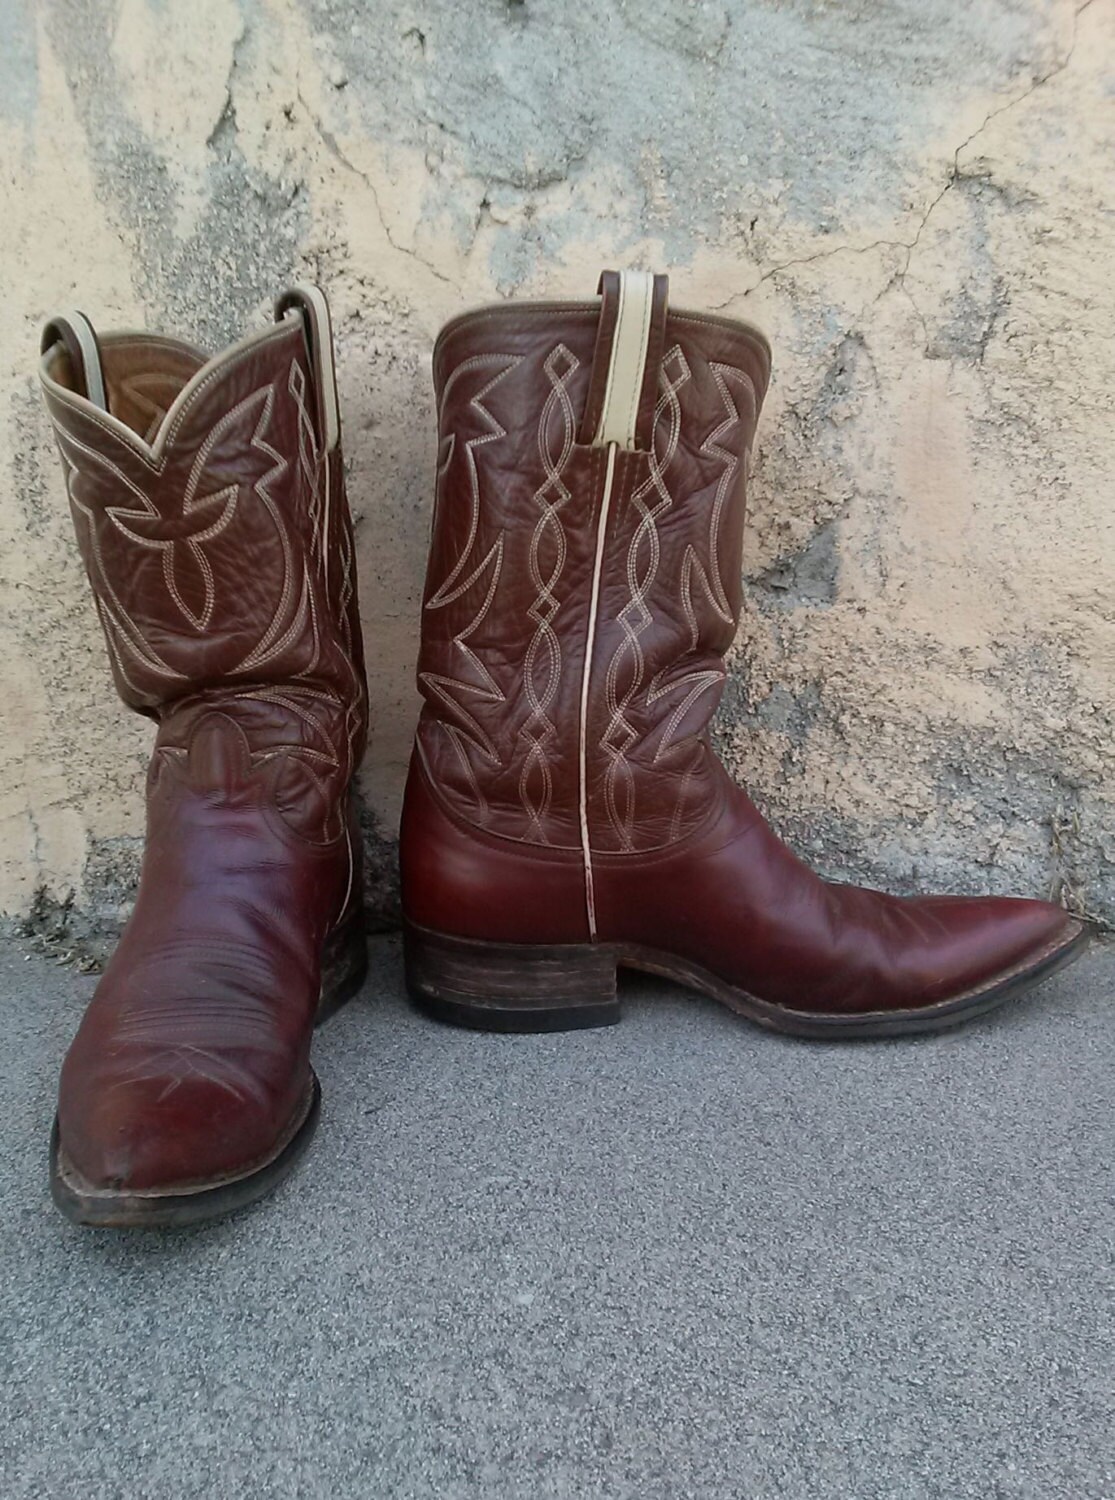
left=49, top=1075, right=321, bottom=1229
left=49, top=911, right=368, bottom=1229
left=404, top=918, right=1090, bottom=1040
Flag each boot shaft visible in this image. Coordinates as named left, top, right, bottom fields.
left=416, top=272, right=770, bottom=857
left=39, top=289, right=368, bottom=835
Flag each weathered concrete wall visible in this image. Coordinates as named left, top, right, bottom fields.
left=2, top=0, right=1112, bottom=954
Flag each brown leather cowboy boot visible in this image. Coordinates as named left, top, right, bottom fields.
left=39, top=284, right=368, bottom=1225
left=400, top=270, right=1087, bottom=1038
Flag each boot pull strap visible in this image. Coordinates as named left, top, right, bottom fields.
left=579, top=270, right=669, bottom=451
left=274, top=282, right=341, bottom=454
left=40, top=310, right=108, bottom=411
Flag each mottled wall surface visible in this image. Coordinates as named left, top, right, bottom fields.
left=2, top=0, right=1112, bottom=949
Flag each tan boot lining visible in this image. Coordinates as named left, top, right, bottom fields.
left=45, top=335, right=208, bottom=441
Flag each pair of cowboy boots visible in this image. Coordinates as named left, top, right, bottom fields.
left=39, top=272, right=1087, bottom=1227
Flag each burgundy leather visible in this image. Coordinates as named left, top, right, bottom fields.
left=40, top=296, right=367, bottom=1192
left=401, top=752, right=589, bottom=945
left=402, top=275, right=1081, bottom=1016
left=591, top=769, right=1075, bottom=1011
left=414, top=297, right=769, bottom=853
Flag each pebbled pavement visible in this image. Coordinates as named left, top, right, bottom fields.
left=1, top=935, right=1111, bottom=1499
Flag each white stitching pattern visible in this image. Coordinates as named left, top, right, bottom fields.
left=418, top=354, right=523, bottom=778
left=105, top=387, right=280, bottom=633
left=288, top=361, right=324, bottom=574
left=598, top=346, right=691, bottom=849
left=42, top=324, right=299, bottom=469
left=420, top=534, right=505, bottom=765
left=51, top=345, right=365, bottom=850
left=644, top=362, right=750, bottom=770
left=679, top=363, right=747, bottom=650
left=426, top=355, right=524, bottom=607
left=518, top=344, right=579, bottom=843
left=54, top=430, right=188, bottom=684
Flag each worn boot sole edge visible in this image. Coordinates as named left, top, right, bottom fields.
left=404, top=919, right=1091, bottom=1040
left=49, top=1073, right=321, bottom=1229
left=315, top=907, right=370, bottom=1025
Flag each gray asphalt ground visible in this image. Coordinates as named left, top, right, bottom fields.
left=1, top=935, right=1111, bottom=1500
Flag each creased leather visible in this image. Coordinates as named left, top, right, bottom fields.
left=415, top=302, right=769, bottom=853
left=404, top=282, right=1081, bottom=1016
left=41, top=311, right=367, bottom=1191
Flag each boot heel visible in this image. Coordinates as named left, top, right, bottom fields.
left=317, top=906, right=368, bottom=1023
left=404, top=922, right=620, bottom=1033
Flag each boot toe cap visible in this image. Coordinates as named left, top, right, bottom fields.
left=909, top=895, right=1086, bottom=1006
left=56, top=1051, right=307, bottom=1196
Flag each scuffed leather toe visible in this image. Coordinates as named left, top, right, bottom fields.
left=57, top=1025, right=309, bottom=1194
left=40, top=288, right=368, bottom=1220
left=898, top=895, right=1085, bottom=1008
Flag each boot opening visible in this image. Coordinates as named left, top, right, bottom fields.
left=45, top=334, right=208, bottom=443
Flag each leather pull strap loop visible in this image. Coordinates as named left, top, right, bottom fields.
left=579, top=270, right=669, bottom=451
left=274, top=282, right=341, bottom=453
left=40, top=310, right=108, bottom=411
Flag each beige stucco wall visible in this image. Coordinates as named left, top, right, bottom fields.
left=2, top=0, right=1112, bottom=949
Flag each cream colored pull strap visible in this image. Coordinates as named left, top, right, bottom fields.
left=40, top=310, right=108, bottom=411
left=595, top=270, right=653, bottom=447
left=275, top=282, right=341, bottom=453
left=575, top=268, right=670, bottom=936
left=579, top=269, right=669, bottom=452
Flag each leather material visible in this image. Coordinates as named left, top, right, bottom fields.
left=415, top=296, right=769, bottom=854
left=403, top=275, right=1081, bottom=1016
left=40, top=298, right=367, bottom=1192
left=578, top=271, right=669, bottom=449
left=401, top=749, right=589, bottom=945
left=590, top=764, right=1076, bottom=1012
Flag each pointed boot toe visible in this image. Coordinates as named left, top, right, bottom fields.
left=902, top=895, right=1089, bottom=1011
left=400, top=269, right=1090, bottom=1042
left=52, top=1056, right=320, bottom=1229
left=40, top=284, right=367, bottom=1226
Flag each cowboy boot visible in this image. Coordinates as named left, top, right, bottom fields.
left=39, top=284, right=368, bottom=1225
left=400, top=270, right=1087, bottom=1038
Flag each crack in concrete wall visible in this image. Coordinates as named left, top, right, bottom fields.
left=1, top=0, right=1111, bottom=962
